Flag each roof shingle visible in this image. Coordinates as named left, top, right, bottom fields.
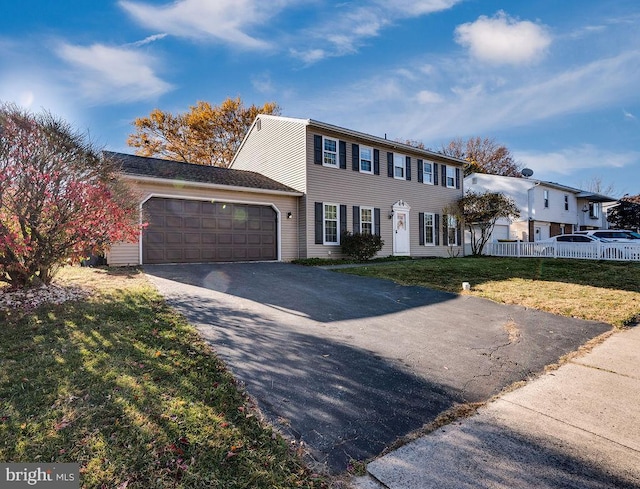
left=106, top=151, right=299, bottom=194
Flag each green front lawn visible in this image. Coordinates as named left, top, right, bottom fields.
left=338, top=257, right=640, bottom=328
left=0, top=268, right=327, bottom=489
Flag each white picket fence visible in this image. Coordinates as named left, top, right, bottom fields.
left=485, top=241, right=640, bottom=261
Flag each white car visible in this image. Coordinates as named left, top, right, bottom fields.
left=537, top=234, right=637, bottom=260
left=575, top=230, right=638, bottom=243
left=541, top=234, right=606, bottom=243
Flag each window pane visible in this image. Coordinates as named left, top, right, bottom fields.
left=325, top=221, right=337, bottom=242
left=324, top=204, right=337, bottom=219
left=446, top=167, right=455, bottom=187
left=324, top=153, right=336, bottom=166
left=424, top=162, right=433, bottom=183
left=424, top=213, right=434, bottom=244
left=394, top=154, right=405, bottom=178
left=323, top=138, right=337, bottom=166
left=324, top=204, right=338, bottom=243
left=324, top=139, right=336, bottom=152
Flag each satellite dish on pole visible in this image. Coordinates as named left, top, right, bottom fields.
left=521, top=168, right=534, bottom=178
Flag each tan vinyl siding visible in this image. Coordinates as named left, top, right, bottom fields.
left=304, top=128, right=464, bottom=259
left=231, top=116, right=308, bottom=192
left=108, top=178, right=300, bottom=265
left=106, top=243, right=139, bottom=266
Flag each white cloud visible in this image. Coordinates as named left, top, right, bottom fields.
left=375, top=0, right=460, bottom=16
left=623, top=109, right=636, bottom=120
left=119, top=0, right=289, bottom=49
left=127, top=33, right=168, bottom=47
left=290, top=48, right=327, bottom=64
left=291, top=0, right=462, bottom=63
left=409, top=49, right=640, bottom=140
left=56, top=42, right=173, bottom=104
left=516, top=145, right=639, bottom=175
left=455, top=11, right=551, bottom=65
left=416, top=90, right=444, bottom=104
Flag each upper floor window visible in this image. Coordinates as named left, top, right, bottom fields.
left=446, top=166, right=456, bottom=188
left=360, top=207, right=373, bottom=234
left=393, top=154, right=405, bottom=179
left=543, top=190, right=549, bottom=208
left=589, top=202, right=601, bottom=219
left=423, top=161, right=434, bottom=185
left=564, top=195, right=569, bottom=211
left=324, top=203, right=339, bottom=244
left=424, top=212, right=435, bottom=245
left=323, top=137, right=338, bottom=167
left=360, top=146, right=373, bottom=174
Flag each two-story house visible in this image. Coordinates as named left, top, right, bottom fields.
left=106, top=116, right=466, bottom=265
left=231, top=115, right=465, bottom=259
left=464, top=173, right=616, bottom=244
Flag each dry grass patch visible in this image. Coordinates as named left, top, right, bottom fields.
left=339, top=257, right=640, bottom=328
left=472, top=278, right=639, bottom=327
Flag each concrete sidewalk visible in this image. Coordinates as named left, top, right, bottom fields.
left=353, top=326, right=640, bottom=489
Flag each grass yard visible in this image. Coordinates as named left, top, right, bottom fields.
left=0, top=267, right=328, bottom=489
left=337, top=257, right=640, bottom=328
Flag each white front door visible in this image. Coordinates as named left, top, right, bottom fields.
left=392, top=200, right=411, bottom=256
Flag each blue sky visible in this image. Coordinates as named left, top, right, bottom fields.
left=1, top=0, right=639, bottom=197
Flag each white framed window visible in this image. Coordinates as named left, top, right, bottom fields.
left=589, top=202, right=601, bottom=219
left=447, top=215, right=458, bottom=245
left=360, top=146, right=373, bottom=174
left=394, top=154, right=405, bottom=179
left=446, top=166, right=456, bottom=188
left=323, top=137, right=338, bottom=167
left=423, top=212, right=435, bottom=245
left=323, top=203, right=339, bottom=244
left=423, top=161, right=434, bottom=185
left=543, top=190, right=549, bottom=208
left=360, top=206, right=373, bottom=235
left=564, top=195, right=569, bottom=211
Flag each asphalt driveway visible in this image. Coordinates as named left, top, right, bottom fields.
left=144, top=262, right=611, bottom=473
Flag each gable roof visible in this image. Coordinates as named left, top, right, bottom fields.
left=232, top=115, right=467, bottom=167
left=106, top=151, right=301, bottom=195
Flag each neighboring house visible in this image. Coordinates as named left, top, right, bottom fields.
left=231, top=115, right=465, bottom=259
left=106, top=116, right=466, bottom=265
left=464, top=173, right=616, bottom=245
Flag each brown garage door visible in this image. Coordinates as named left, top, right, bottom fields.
left=142, top=198, right=277, bottom=264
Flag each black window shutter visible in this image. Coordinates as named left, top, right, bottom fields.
left=456, top=168, right=461, bottom=189
left=353, top=206, right=360, bottom=234
left=387, top=152, right=394, bottom=177
left=457, top=222, right=462, bottom=246
left=339, top=141, right=347, bottom=169
left=314, top=135, right=322, bottom=165
left=419, top=212, right=425, bottom=245
left=373, top=149, right=380, bottom=175
left=433, top=163, right=439, bottom=186
left=441, top=165, right=447, bottom=187
left=442, top=213, right=449, bottom=245
left=352, top=143, right=359, bottom=171
left=406, top=156, right=411, bottom=181
left=314, top=202, right=323, bottom=244
left=374, top=208, right=381, bottom=236
left=434, top=214, right=440, bottom=245
left=417, top=159, right=423, bottom=183
left=340, top=204, right=347, bottom=237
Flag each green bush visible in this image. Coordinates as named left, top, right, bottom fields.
left=341, top=232, right=384, bottom=261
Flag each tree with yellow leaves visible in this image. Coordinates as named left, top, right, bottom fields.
left=127, top=97, right=280, bottom=167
